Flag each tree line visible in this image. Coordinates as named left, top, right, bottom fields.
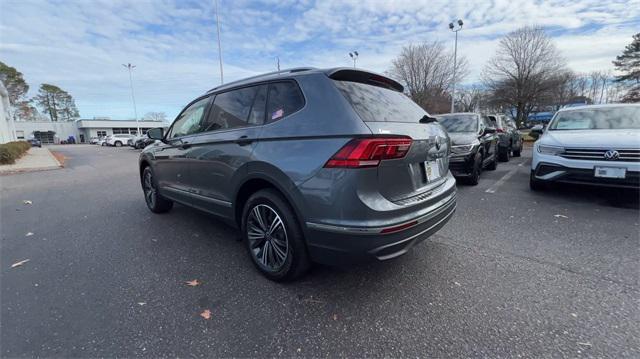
left=389, top=27, right=639, bottom=127
left=0, top=63, right=168, bottom=123
left=0, top=62, right=80, bottom=122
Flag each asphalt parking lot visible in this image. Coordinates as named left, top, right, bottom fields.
left=1, top=144, right=638, bottom=357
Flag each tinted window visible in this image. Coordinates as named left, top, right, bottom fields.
left=549, top=107, right=640, bottom=130
left=437, top=115, right=479, bottom=132
left=201, top=85, right=264, bottom=132
left=266, top=82, right=304, bottom=123
left=248, top=85, right=267, bottom=125
left=334, top=80, right=428, bottom=123
left=170, top=97, right=210, bottom=138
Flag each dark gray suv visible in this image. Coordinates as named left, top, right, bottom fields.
left=140, top=68, right=457, bottom=280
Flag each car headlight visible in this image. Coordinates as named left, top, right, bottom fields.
left=537, top=145, right=564, bottom=155
left=451, top=141, right=479, bottom=154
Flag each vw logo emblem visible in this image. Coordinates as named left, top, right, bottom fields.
left=604, top=150, right=619, bottom=161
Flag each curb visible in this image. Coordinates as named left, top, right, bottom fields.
left=0, top=147, right=63, bottom=175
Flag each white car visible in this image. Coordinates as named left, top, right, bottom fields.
left=106, top=134, right=135, bottom=147
left=97, top=136, right=111, bottom=146
left=530, top=103, right=640, bottom=190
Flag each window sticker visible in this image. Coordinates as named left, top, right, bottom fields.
left=271, top=108, right=284, bottom=120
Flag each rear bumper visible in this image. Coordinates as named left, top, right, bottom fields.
left=304, top=187, right=457, bottom=266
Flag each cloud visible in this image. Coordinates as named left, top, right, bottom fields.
left=1, top=0, right=638, bottom=119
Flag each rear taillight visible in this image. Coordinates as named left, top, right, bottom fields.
left=324, top=137, right=412, bottom=168
left=496, top=128, right=505, bottom=133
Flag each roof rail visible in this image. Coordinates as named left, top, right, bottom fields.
left=208, top=67, right=316, bottom=92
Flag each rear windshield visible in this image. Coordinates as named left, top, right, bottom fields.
left=437, top=115, right=478, bottom=132
left=334, top=80, right=428, bottom=123
left=549, top=107, right=640, bottom=130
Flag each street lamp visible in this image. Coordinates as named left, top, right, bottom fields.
left=349, top=51, right=359, bottom=68
left=214, top=0, right=224, bottom=84
left=449, top=19, right=463, bottom=113
left=122, top=63, right=140, bottom=135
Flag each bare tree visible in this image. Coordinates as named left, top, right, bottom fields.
left=454, top=87, right=485, bottom=112
left=389, top=41, right=469, bottom=114
left=482, top=26, right=566, bottom=126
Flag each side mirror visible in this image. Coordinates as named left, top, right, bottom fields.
left=530, top=125, right=544, bottom=135
left=147, top=127, right=164, bottom=141
left=483, top=127, right=496, bottom=134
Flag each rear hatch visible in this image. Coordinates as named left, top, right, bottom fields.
left=331, top=72, right=449, bottom=203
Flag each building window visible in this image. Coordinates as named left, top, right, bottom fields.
left=16, top=130, right=25, bottom=139
left=112, top=128, right=128, bottom=134
left=97, top=130, right=107, bottom=137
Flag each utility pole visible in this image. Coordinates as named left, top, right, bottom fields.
left=214, top=0, right=224, bottom=84
left=122, top=63, right=140, bottom=135
left=349, top=51, right=359, bottom=68
left=449, top=19, right=463, bottom=113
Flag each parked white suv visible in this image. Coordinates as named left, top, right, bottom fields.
left=106, top=134, right=135, bottom=147
left=530, top=104, right=640, bottom=190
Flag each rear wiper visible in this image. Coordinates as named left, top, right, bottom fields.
left=419, top=115, right=438, bottom=124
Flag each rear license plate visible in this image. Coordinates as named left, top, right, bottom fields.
left=425, top=160, right=442, bottom=182
left=594, top=166, right=626, bottom=179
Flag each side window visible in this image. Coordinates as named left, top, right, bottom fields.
left=170, top=97, right=210, bottom=139
left=266, top=81, right=304, bottom=123
left=201, top=86, right=263, bottom=132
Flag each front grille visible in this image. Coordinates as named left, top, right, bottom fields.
left=560, top=148, right=640, bottom=162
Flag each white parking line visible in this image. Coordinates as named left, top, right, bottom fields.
left=485, top=160, right=530, bottom=193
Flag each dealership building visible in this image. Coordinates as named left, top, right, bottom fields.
left=11, top=118, right=167, bottom=144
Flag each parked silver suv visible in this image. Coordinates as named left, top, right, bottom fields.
left=140, top=68, right=457, bottom=280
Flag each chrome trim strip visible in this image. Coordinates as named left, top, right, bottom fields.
left=305, top=192, right=456, bottom=235
left=163, top=186, right=232, bottom=207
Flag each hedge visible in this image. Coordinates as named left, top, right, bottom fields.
left=0, top=141, right=32, bottom=165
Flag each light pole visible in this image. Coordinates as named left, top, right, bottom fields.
left=122, top=63, right=140, bottom=135
left=214, top=0, right=224, bottom=84
left=349, top=51, right=359, bottom=68
left=449, top=19, right=463, bottom=113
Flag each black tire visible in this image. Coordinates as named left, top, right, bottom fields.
left=115, top=141, right=122, bottom=147
left=487, top=153, right=498, bottom=171
left=466, top=153, right=482, bottom=185
left=241, top=189, right=310, bottom=281
left=513, top=142, right=522, bottom=157
left=101, top=142, right=106, bottom=146
left=529, top=170, right=546, bottom=191
left=498, top=146, right=510, bottom=162
left=142, top=167, right=173, bottom=213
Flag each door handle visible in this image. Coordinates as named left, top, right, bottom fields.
left=235, top=135, right=253, bottom=146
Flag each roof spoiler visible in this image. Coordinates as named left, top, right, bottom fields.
left=327, top=68, right=404, bottom=92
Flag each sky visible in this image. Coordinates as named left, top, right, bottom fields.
left=1, top=0, right=639, bottom=121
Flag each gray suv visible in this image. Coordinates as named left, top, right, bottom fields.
left=486, top=114, right=523, bottom=161
left=140, top=68, right=457, bottom=281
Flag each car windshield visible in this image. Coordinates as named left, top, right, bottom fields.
left=437, top=115, right=478, bottom=132
left=549, top=106, right=640, bottom=130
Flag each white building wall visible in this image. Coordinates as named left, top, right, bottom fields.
left=13, top=121, right=78, bottom=143
left=0, top=82, right=15, bottom=144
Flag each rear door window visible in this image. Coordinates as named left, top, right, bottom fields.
left=334, top=80, right=428, bottom=123
left=265, top=81, right=305, bottom=123
left=201, top=85, right=266, bottom=132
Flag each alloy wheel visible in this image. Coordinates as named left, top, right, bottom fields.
left=247, top=204, right=289, bottom=271
left=143, top=170, right=156, bottom=208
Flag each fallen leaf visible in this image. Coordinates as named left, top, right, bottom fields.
left=137, top=302, right=146, bottom=306
left=200, top=309, right=212, bottom=320
left=23, top=200, right=32, bottom=205
left=554, top=214, right=568, bottom=218
left=454, top=281, right=461, bottom=286
left=332, top=314, right=338, bottom=321
left=577, top=342, right=592, bottom=347
left=25, top=232, right=34, bottom=237
left=571, top=313, right=578, bottom=318
left=185, top=279, right=201, bottom=287
left=11, top=259, right=30, bottom=268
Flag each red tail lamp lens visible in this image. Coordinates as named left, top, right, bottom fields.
left=325, top=137, right=412, bottom=168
